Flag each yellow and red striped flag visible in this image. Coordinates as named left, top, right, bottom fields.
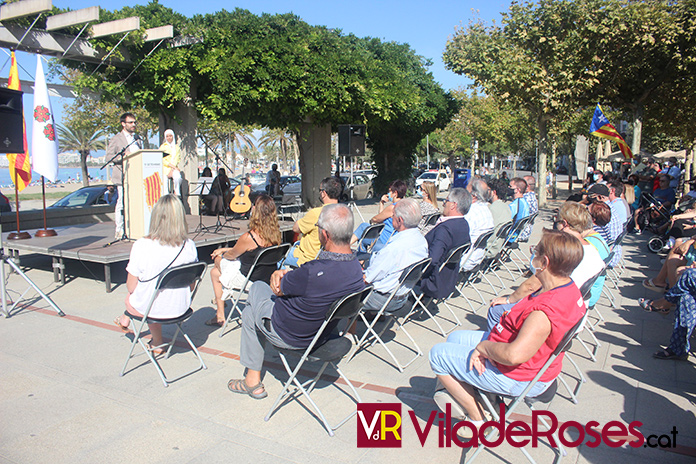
left=144, top=172, right=162, bottom=209
left=589, top=104, right=633, bottom=159
left=6, top=51, right=32, bottom=191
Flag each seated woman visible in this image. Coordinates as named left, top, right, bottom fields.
left=159, top=129, right=182, bottom=196
left=586, top=202, right=611, bottom=308
left=206, top=194, right=282, bottom=326
left=643, top=237, right=696, bottom=292
left=351, top=180, right=407, bottom=253
left=417, top=181, right=440, bottom=235
left=640, top=267, right=696, bottom=360
left=429, top=229, right=585, bottom=436
left=114, top=194, right=198, bottom=354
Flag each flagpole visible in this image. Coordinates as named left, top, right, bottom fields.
left=35, top=176, right=56, bottom=237
left=7, top=170, right=31, bottom=240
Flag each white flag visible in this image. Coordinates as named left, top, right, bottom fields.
left=31, top=55, right=59, bottom=182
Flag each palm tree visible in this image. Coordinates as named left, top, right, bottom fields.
left=258, top=128, right=299, bottom=173
left=198, top=121, right=256, bottom=172
left=56, top=125, right=106, bottom=187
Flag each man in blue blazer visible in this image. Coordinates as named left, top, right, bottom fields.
left=421, top=188, right=472, bottom=299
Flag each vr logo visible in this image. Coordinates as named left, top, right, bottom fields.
left=357, top=403, right=402, bottom=448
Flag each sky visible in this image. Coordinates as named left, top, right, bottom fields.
left=1, top=0, right=513, bottom=151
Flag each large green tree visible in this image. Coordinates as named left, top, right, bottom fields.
left=58, top=3, right=455, bottom=199
left=444, top=0, right=600, bottom=205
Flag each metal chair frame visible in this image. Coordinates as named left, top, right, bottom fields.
left=406, top=243, right=471, bottom=337
left=467, top=313, right=587, bottom=464
left=347, top=258, right=431, bottom=372
left=219, top=243, right=291, bottom=337
left=119, top=261, right=207, bottom=387
left=264, top=286, right=373, bottom=436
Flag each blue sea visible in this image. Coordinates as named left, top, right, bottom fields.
left=0, top=167, right=107, bottom=188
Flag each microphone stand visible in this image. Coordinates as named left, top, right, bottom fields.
left=197, top=134, right=239, bottom=232
left=102, top=135, right=142, bottom=247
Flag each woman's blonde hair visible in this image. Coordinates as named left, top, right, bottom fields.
left=536, top=229, right=584, bottom=278
left=559, top=201, right=592, bottom=233
left=421, top=181, right=438, bottom=207
left=147, top=194, right=188, bottom=246
left=249, top=194, right=282, bottom=246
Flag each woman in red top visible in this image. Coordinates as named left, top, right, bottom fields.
left=429, top=229, right=585, bottom=431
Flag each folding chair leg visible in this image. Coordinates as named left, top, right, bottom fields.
left=265, top=355, right=361, bottom=436
left=563, top=353, right=586, bottom=400
left=557, top=374, right=579, bottom=404
left=219, top=286, right=248, bottom=337
left=576, top=335, right=597, bottom=362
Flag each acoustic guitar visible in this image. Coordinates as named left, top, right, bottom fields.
left=230, top=163, right=252, bottom=214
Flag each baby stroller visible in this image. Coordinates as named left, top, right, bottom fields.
left=646, top=195, right=696, bottom=253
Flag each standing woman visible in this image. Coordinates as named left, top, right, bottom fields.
left=418, top=181, right=440, bottom=234
left=160, top=129, right=182, bottom=197
left=114, top=194, right=198, bottom=353
left=207, top=195, right=282, bottom=326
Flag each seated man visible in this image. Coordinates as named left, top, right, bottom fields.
left=282, top=176, right=341, bottom=267
left=228, top=204, right=365, bottom=399
left=363, top=198, right=428, bottom=313
left=461, top=178, right=494, bottom=271
left=420, top=188, right=472, bottom=299
left=485, top=178, right=513, bottom=259
left=508, top=177, right=531, bottom=224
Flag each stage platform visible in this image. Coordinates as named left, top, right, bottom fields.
left=2, top=215, right=295, bottom=292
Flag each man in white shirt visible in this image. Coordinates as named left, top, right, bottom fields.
left=462, top=178, right=494, bottom=271
left=363, top=198, right=428, bottom=313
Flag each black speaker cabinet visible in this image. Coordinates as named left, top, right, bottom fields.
left=0, top=88, right=24, bottom=154
left=338, top=124, right=366, bottom=157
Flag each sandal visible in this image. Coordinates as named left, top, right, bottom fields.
left=642, top=278, right=666, bottom=293
left=205, top=316, right=224, bottom=327
left=148, top=343, right=166, bottom=357
left=653, top=348, right=688, bottom=361
left=638, top=298, right=672, bottom=315
left=113, top=317, right=129, bottom=332
left=227, top=378, right=268, bottom=399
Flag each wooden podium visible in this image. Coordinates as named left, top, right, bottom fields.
left=123, top=149, right=165, bottom=239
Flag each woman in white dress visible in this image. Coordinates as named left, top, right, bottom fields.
left=160, top=129, right=182, bottom=196
left=114, top=194, right=198, bottom=353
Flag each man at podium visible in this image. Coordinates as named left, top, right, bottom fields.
left=106, top=112, right=142, bottom=239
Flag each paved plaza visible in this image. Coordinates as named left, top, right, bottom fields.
left=1, top=197, right=695, bottom=463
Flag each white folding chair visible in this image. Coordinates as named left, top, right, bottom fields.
left=407, top=242, right=471, bottom=337
left=347, top=257, right=431, bottom=372
left=119, top=262, right=207, bottom=387
left=219, top=243, right=291, bottom=337
left=264, top=286, right=373, bottom=436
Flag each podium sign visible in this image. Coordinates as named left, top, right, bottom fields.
left=124, top=149, right=165, bottom=239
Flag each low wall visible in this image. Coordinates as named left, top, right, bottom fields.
left=0, top=206, right=115, bottom=232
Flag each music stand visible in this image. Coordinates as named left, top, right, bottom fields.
left=190, top=178, right=215, bottom=234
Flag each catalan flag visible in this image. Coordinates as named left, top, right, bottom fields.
left=590, top=104, right=633, bottom=159
left=6, top=51, right=32, bottom=191
left=144, top=172, right=162, bottom=209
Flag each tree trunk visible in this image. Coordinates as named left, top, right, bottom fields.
left=80, top=151, right=90, bottom=187
left=537, top=117, right=549, bottom=207
left=298, top=123, right=332, bottom=209
left=687, top=139, right=696, bottom=194
left=631, top=104, right=644, bottom=157
left=551, top=139, right=557, bottom=199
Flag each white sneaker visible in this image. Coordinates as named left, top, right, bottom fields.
left=455, top=411, right=494, bottom=439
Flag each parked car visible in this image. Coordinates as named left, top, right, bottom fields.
left=49, top=185, right=112, bottom=209
left=415, top=170, right=451, bottom=191
left=340, top=174, right=373, bottom=201
left=355, top=170, right=376, bottom=179
left=279, top=175, right=301, bottom=190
